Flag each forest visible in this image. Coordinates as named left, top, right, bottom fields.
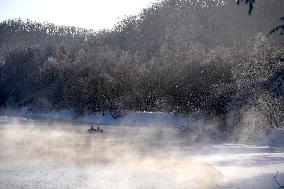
left=0, top=0, right=283, bottom=132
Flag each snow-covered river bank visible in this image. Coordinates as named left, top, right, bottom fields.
left=0, top=116, right=283, bottom=189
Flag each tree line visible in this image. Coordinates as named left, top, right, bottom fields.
left=0, top=0, right=283, bottom=132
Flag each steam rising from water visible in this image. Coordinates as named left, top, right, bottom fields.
left=0, top=118, right=221, bottom=189
left=1, top=116, right=284, bottom=189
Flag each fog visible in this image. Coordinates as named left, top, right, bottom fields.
left=0, top=116, right=284, bottom=189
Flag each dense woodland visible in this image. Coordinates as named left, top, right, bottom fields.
left=0, top=0, right=283, bottom=131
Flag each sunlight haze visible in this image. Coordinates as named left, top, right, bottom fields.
left=0, top=0, right=159, bottom=30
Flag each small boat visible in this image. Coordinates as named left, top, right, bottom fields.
left=88, top=126, right=103, bottom=133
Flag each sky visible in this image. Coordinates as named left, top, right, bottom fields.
left=0, top=0, right=159, bottom=30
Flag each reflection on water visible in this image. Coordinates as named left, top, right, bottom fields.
left=0, top=117, right=284, bottom=189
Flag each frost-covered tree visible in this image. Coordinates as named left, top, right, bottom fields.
left=228, top=33, right=284, bottom=132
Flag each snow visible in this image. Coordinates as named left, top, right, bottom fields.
left=0, top=108, right=191, bottom=127
left=0, top=115, right=28, bottom=123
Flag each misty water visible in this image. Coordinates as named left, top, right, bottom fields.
left=0, top=116, right=284, bottom=189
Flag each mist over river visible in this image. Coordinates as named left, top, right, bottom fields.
left=0, top=116, right=284, bottom=189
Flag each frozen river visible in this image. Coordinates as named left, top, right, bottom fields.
left=0, top=116, right=283, bottom=189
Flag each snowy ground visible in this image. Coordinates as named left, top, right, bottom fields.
left=0, top=115, right=284, bottom=189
